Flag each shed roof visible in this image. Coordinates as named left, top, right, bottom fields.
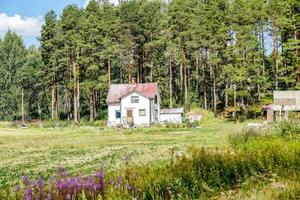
left=187, top=111, right=202, bottom=115
left=160, top=108, right=184, bottom=114
left=263, top=104, right=300, bottom=111
left=106, top=83, right=159, bottom=103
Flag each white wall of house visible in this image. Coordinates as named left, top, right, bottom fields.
left=160, top=113, right=182, bottom=123
left=108, top=103, right=121, bottom=127
left=121, top=92, right=151, bottom=126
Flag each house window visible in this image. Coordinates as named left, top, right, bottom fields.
left=115, top=110, right=121, bottom=119
left=131, top=96, right=139, bottom=103
left=139, top=109, right=146, bottom=116
left=154, top=95, right=158, bottom=104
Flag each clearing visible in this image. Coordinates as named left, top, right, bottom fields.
left=0, top=122, right=241, bottom=189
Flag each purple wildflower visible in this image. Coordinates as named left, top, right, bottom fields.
left=84, top=177, right=95, bottom=191
left=69, top=177, right=78, bottom=194
left=25, top=188, right=32, bottom=200
left=115, top=175, right=123, bottom=188
left=38, top=177, right=45, bottom=199
left=56, top=179, right=64, bottom=191
left=124, top=154, right=129, bottom=163
left=125, top=183, right=131, bottom=191
left=96, top=170, right=104, bottom=179
left=109, top=178, right=114, bottom=185
left=31, top=180, right=38, bottom=188
left=117, top=175, right=123, bottom=184
left=66, top=193, right=71, bottom=200
left=45, top=193, right=51, bottom=200
left=15, top=184, right=20, bottom=192
left=57, top=166, right=68, bottom=177
left=23, top=175, right=30, bottom=186
left=38, top=177, right=45, bottom=190
left=96, top=168, right=106, bottom=191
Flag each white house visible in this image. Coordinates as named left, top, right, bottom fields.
left=106, top=83, right=160, bottom=127
left=160, top=108, right=184, bottom=124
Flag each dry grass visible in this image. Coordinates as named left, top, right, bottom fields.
left=0, top=122, right=240, bottom=189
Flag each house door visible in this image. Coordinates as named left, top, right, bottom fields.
left=127, top=109, right=133, bottom=125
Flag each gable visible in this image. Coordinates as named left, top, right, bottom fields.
left=121, top=92, right=150, bottom=106
left=274, top=91, right=300, bottom=106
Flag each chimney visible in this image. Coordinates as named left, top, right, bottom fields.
left=131, top=78, right=136, bottom=84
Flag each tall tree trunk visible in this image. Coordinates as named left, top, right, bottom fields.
left=51, top=79, right=57, bottom=119
left=169, top=56, right=173, bottom=108
left=135, top=48, right=140, bottom=83
left=180, top=63, right=183, bottom=91
left=89, top=89, right=94, bottom=122
left=37, top=101, right=42, bottom=120
left=212, top=65, right=217, bottom=115
left=93, top=91, right=96, bottom=119
left=202, top=60, right=207, bottom=110
left=184, top=64, right=188, bottom=104
left=150, top=60, right=153, bottom=82
left=56, top=84, right=59, bottom=117
left=21, top=88, right=24, bottom=123
left=257, top=83, right=261, bottom=102
left=225, top=79, right=228, bottom=108
left=272, top=27, right=279, bottom=90
left=77, top=63, right=80, bottom=121
left=72, top=57, right=78, bottom=123
left=182, top=48, right=188, bottom=104
left=108, top=57, right=111, bottom=85
left=196, top=57, right=199, bottom=99
left=294, top=14, right=300, bottom=84
left=234, top=83, right=237, bottom=124
left=141, top=48, right=144, bottom=83
left=127, top=48, right=131, bottom=83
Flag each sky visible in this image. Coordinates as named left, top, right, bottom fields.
left=0, top=0, right=118, bottom=47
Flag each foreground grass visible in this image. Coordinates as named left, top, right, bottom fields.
left=0, top=122, right=239, bottom=190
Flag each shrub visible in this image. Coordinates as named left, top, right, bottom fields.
left=276, top=120, right=300, bottom=137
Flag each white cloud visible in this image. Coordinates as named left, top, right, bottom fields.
left=0, top=13, right=43, bottom=37
left=84, top=0, right=90, bottom=7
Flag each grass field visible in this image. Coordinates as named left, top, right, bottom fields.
left=0, top=122, right=241, bottom=189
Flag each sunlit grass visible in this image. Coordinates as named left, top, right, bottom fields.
left=0, top=122, right=241, bottom=189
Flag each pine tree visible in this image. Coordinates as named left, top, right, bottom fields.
left=40, top=10, right=59, bottom=119
left=0, top=31, right=26, bottom=120
left=59, top=5, right=82, bottom=122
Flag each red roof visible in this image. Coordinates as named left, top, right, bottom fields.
left=106, top=83, right=159, bottom=103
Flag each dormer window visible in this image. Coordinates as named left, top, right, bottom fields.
left=131, top=96, right=139, bottom=103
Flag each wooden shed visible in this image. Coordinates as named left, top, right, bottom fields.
left=187, top=112, right=203, bottom=123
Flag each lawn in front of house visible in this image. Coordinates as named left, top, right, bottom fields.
left=0, top=122, right=241, bottom=189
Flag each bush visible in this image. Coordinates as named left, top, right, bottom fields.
left=276, top=120, right=300, bottom=137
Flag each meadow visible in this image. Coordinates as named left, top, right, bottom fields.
left=0, top=120, right=299, bottom=199
left=0, top=121, right=238, bottom=190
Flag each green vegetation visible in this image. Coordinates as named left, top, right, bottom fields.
left=1, top=120, right=300, bottom=199
left=0, top=0, right=299, bottom=121
left=0, top=122, right=238, bottom=191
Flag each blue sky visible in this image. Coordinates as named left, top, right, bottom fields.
left=0, top=0, right=117, bottom=47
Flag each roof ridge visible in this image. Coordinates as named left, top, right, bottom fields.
left=111, top=82, right=157, bottom=85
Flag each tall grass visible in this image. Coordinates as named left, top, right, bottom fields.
left=6, top=134, right=299, bottom=199
left=2, top=121, right=300, bottom=199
